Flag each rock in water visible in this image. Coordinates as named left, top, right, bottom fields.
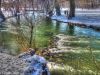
left=20, top=53, right=50, bottom=75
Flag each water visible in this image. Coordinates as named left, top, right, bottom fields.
left=0, top=18, right=100, bottom=55
left=0, top=17, right=100, bottom=74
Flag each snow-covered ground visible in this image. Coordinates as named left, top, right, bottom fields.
left=1, top=8, right=100, bottom=28
left=52, top=8, right=100, bottom=28
left=0, top=51, right=50, bottom=75
left=0, top=53, right=27, bottom=75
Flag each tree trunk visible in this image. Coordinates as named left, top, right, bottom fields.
left=0, top=0, right=1, bottom=11
left=0, top=0, right=5, bottom=22
left=68, top=0, right=75, bottom=19
left=45, top=0, right=53, bottom=17
left=15, top=0, right=20, bottom=25
left=55, top=0, right=61, bottom=16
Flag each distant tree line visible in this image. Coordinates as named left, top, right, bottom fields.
left=0, top=0, right=100, bottom=21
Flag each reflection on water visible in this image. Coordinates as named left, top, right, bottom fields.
left=67, top=23, right=74, bottom=35
left=0, top=18, right=100, bottom=55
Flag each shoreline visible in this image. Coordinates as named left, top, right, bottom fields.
left=51, top=15, right=100, bottom=31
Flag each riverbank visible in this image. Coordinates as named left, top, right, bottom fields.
left=51, top=8, right=100, bottom=30
left=51, top=15, right=100, bottom=30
